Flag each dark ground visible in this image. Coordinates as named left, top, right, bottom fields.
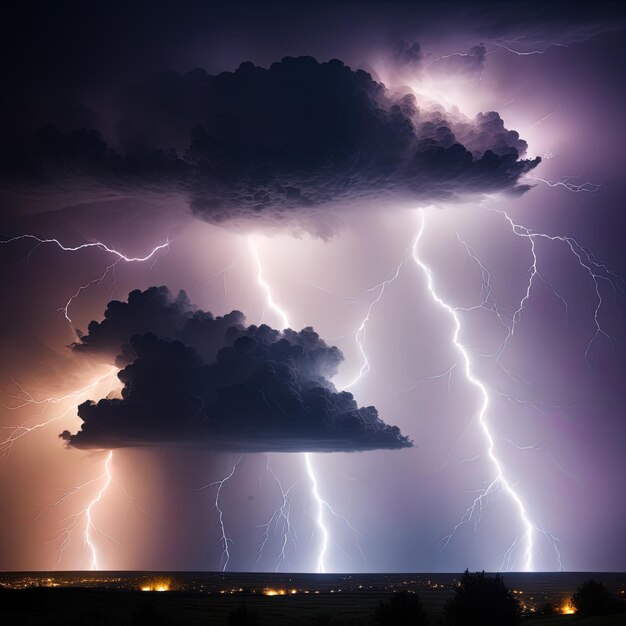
left=1, top=587, right=625, bottom=626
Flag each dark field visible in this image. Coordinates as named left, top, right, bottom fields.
left=1, top=572, right=624, bottom=625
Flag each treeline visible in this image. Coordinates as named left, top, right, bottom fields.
left=225, top=572, right=625, bottom=626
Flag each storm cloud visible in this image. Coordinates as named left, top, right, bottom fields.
left=3, top=56, right=539, bottom=232
left=73, top=286, right=245, bottom=366
left=63, top=287, right=412, bottom=452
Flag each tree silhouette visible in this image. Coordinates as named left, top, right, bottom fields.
left=375, top=590, right=429, bottom=625
left=571, top=579, right=615, bottom=617
left=443, top=570, right=521, bottom=626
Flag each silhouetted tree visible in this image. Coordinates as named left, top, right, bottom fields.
left=571, top=579, right=615, bottom=617
left=443, top=570, right=521, bottom=626
left=227, top=602, right=260, bottom=626
left=375, top=590, right=429, bottom=625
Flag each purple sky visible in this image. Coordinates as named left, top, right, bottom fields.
left=0, top=1, right=624, bottom=573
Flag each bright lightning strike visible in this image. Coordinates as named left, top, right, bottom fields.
left=45, top=451, right=117, bottom=569
left=256, top=458, right=297, bottom=572
left=412, top=208, right=535, bottom=571
left=0, top=233, right=171, bottom=262
left=248, top=237, right=342, bottom=573
left=196, top=456, right=241, bottom=571
left=303, top=452, right=329, bottom=573
left=248, top=235, right=290, bottom=330
left=1, top=233, right=171, bottom=567
left=84, top=450, right=114, bottom=570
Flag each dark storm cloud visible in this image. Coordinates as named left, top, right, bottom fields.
left=2, top=57, right=539, bottom=232
left=72, top=286, right=245, bottom=366
left=63, top=287, right=412, bottom=452
left=391, top=40, right=424, bottom=67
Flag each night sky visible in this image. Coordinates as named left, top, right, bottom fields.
left=1, top=1, right=624, bottom=574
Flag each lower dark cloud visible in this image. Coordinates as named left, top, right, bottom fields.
left=3, top=57, right=539, bottom=234
left=63, top=288, right=412, bottom=453
left=72, top=286, right=245, bottom=366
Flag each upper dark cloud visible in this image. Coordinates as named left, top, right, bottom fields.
left=63, top=287, right=412, bottom=452
left=391, top=41, right=424, bottom=67
left=3, top=56, right=539, bottom=233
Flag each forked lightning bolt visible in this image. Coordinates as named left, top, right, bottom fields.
left=84, top=450, right=115, bottom=570
left=1, top=368, right=118, bottom=462
left=1, top=233, right=170, bottom=326
left=196, top=456, right=241, bottom=571
left=44, top=450, right=116, bottom=569
left=527, top=175, right=601, bottom=194
left=423, top=192, right=620, bottom=570
left=249, top=236, right=358, bottom=573
left=499, top=209, right=622, bottom=361
left=412, top=208, right=535, bottom=571
left=1, top=232, right=173, bottom=569
left=249, top=235, right=290, bottom=329
left=256, top=457, right=297, bottom=572
left=341, top=259, right=405, bottom=390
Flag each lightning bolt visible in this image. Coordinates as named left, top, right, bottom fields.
left=256, top=457, right=297, bottom=572
left=248, top=235, right=290, bottom=329
left=1, top=368, right=118, bottom=462
left=527, top=175, right=601, bottom=193
left=341, top=258, right=405, bottom=390
left=498, top=43, right=568, bottom=56
left=248, top=236, right=349, bottom=573
left=531, top=101, right=566, bottom=127
left=1, top=232, right=175, bottom=570
left=497, top=209, right=622, bottom=360
left=84, top=450, right=114, bottom=570
left=43, top=451, right=116, bottom=569
left=412, top=185, right=622, bottom=570
left=412, top=208, right=535, bottom=571
left=1, top=233, right=171, bottom=327
left=195, top=455, right=241, bottom=571
left=303, top=452, right=329, bottom=573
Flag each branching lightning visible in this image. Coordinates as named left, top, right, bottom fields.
left=1, top=231, right=175, bottom=571
left=341, top=258, right=405, bottom=390
left=498, top=208, right=622, bottom=360
left=527, top=175, right=601, bottom=194
left=84, top=450, right=115, bottom=570
left=44, top=451, right=116, bottom=569
left=1, top=233, right=171, bottom=327
left=412, top=208, right=535, bottom=571
left=249, top=236, right=363, bottom=574
left=256, top=457, right=297, bottom=572
left=410, top=179, right=622, bottom=571
left=1, top=368, right=118, bottom=462
left=195, top=455, right=242, bottom=572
